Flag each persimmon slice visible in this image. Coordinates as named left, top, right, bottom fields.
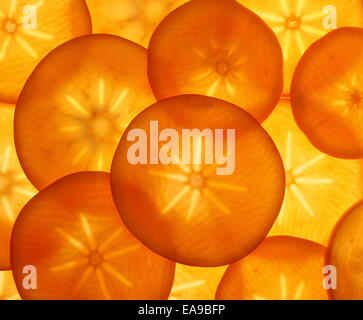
left=238, top=0, right=363, bottom=95
left=216, top=236, right=328, bottom=300
left=15, top=34, right=155, bottom=190
left=0, top=271, right=20, bottom=300
left=85, top=0, right=188, bottom=47
left=0, top=103, right=37, bottom=270
left=147, top=0, right=283, bottom=122
left=111, top=95, right=285, bottom=267
left=291, top=27, right=363, bottom=159
left=263, top=99, right=363, bottom=245
left=326, top=200, right=363, bottom=300
left=11, top=172, right=175, bottom=300
left=0, top=0, right=92, bottom=103
left=169, top=264, right=226, bottom=300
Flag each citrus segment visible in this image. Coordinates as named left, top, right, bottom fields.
left=147, top=0, right=283, bottom=122
left=0, top=271, right=20, bottom=300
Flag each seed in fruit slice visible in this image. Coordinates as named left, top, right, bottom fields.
left=0, top=271, right=20, bottom=300
left=216, top=236, right=328, bottom=300
left=15, top=34, right=155, bottom=190
left=0, top=0, right=92, bottom=103
left=85, top=0, right=188, bottom=47
left=291, top=27, right=363, bottom=159
left=0, top=103, right=37, bottom=270
left=111, top=95, right=285, bottom=267
left=11, top=172, right=175, bottom=300
left=326, top=200, right=363, bottom=300
left=169, top=264, right=227, bottom=300
left=148, top=0, right=283, bottom=122
left=237, top=0, right=363, bottom=95
left=263, top=99, right=363, bottom=245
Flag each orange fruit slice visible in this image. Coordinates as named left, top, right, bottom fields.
left=85, top=0, right=188, bottom=47
left=291, top=27, right=363, bottom=159
left=0, top=0, right=92, bottom=103
left=147, top=0, right=283, bottom=122
left=0, top=271, right=20, bottom=300
left=263, top=99, right=363, bottom=245
left=237, top=0, right=363, bottom=95
left=0, top=103, right=37, bottom=270
left=111, top=95, right=285, bottom=267
left=216, top=236, right=328, bottom=300
left=11, top=172, right=175, bottom=300
left=326, top=200, right=363, bottom=300
left=15, top=34, right=155, bottom=190
left=169, top=264, right=227, bottom=300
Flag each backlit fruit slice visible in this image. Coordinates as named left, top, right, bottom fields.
left=0, top=271, right=20, bottom=300
left=291, top=27, right=363, bottom=159
left=11, top=172, right=175, bottom=300
left=15, top=34, right=155, bottom=190
left=238, top=0, right=363, bottom=95
left=216, top=236, right=328, bottom=300
left=0, top=103, right=37, bottom=270
left=147, top=0, right=283, bottom=122
left=0, top=0, right=92, bottom=103
left=85, top=0, right=188, bottom=47
left=263, top=99, right=363, bottom=245
left=111, top=95, right=286, bottom=267
left=169, top=264, right=227, bottom=300
left=326, top=200, right=363, bottom=300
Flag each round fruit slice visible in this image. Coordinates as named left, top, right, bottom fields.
left=216, top=236, right=328, bottom=300
left=0, top=0, right=92, bottom=103
left=291, top=27, right=363, bottom=159
left=147, top=0, right=283, bottom=122
left=326, top=200, right=363, bottom=300
left=238, top=0, right=363, bottom=95
left=111, top=95, right=286, bottom=267
left=0, top=271, right=20, bottom=300
left=11, top=172, right=175, bottom=300
left=169, top=264, right=227, bottom=300
left=85, top=0, right=188, bottom=47
left=263, top=99, right=363, bottom=245
left=0, top=103, right=37, bottom=270
left=15, top=34, right=155, bottom=190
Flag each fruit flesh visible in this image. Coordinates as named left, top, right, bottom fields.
left=11, top=172, right=175, bottom=300
left=111, top=95, right=285, bottom=267
left=148, top=0, right=283, bottom=122
left=0, top=271, right=20, bottom=300
left=14, top=34, right=155, bottom=190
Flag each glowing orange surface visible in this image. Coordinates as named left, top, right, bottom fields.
left=148, top=0, right=283, bottom=122
left=14, top=34, right=155, bottom=190
left=238, top=0, right=363, bottom=95
left=0, top=103, right=37, bottom=270
left=0, top=271, right=20, bottom=300
left=216, top=236, right=328, bottom=300
left=11, top=172, right=175, bottom=300
left=0, top=0, right=92, bottom=103
left=326, top=200, right=363, bottom=300
left=111, top=95, right=285, bottom=267
left=263, top=99, right=363, bottom=245
left=291, top=27, right=363, bottom=159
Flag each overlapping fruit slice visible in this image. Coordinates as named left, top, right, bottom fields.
left=15, top=34, right=155, bottom=190
left=0, top=0, right=92, bottom=103
left=238, top=0, right=363, bottom=95
left=263, top=99, right=363, bottom=245
left=147, top=0, right=283, bottom=122
left=85, top=0, right=188, bottom=47
left=169, top=264, right=226, bottom=300
left=0, top=271, right=20, bottom=300
left=11, top=172, right=175, bottom=300
left=326, top=200, right=363, bottom=300
left=111, top=95, right=285, bottom=267
left=291, top=27, right=363, bottom=159
left=0, top=103, right=37, bottom=270
left=216, top=236, right=328, bottom=300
